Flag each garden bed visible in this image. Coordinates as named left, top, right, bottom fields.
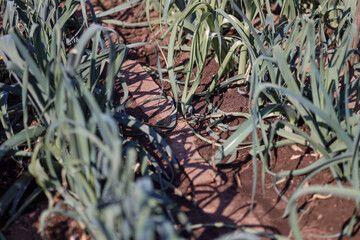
left=1, top=0, right=360, bottom=239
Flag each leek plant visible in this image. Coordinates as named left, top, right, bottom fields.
left=221, top=2, right=360, bottom=239
left=159, top=0, right=270, bottom=150
left=0, top=0, right=182, bottom=239
left=163, top=0, right=360, bottom=239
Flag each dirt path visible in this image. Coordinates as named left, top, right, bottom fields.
left=120, top=60, right=286, bottom=239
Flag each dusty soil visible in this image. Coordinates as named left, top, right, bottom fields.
left=2, top=195, right=89, bottom=240
left=1, top=1, right=360, bottom=240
